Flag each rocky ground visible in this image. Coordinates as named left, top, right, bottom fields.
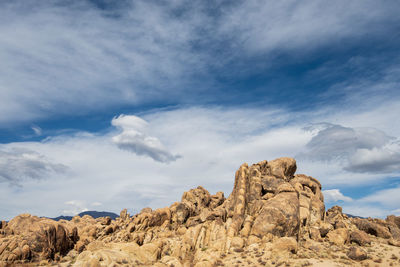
left=1, top=157, right=400, bottom=267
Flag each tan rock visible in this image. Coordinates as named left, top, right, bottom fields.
left=75, top=240, right=86, bottom=253
left=350, top=229, right=371, bottom=246
left=272, top=237, right=298, bottom=254
left=309, top=227, right=322, bottom=241
left=194, top=261, right=213, bottom=267
left=120, top=208, right=128, bottom=220
left=247, top=235, right=261, bottom=245
left=327, top=228, right=349, bottom=245
left=100, top=216, right=111, bottom=226
left=230, top=236, right=244, bottom=249
left=161, top=255, right=182, bottom=267
left=136, top=242, right=162, bottom=263
left=319, top=222, right=334, bottom=237
left=86, top=258, right=102, bottom=267
left=347, top=246, right=368, bottom=261
left=387, top=223, right=400, bottom=240
left=388, top=238, right=400, bottom=247
left=251, top=192, right=300, bottom=237
left=4, top=157, right=400, bottom=267
left=21, top=244, right=30, bottom=260
left=268, top=157, right=297, bottom=180
left=387, top=215, right=400, bottom=229
left=0, top=214, right=76, bottom=262
left=354, top=218, right=392, bottom=239
left=239, top=215, right=253, bottom=237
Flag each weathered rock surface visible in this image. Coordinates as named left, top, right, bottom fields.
left=0, top=214, right=77, bottom=263
left=1, top=157, right=400, bottom=267
left=347, top=246, right=368, bottom=261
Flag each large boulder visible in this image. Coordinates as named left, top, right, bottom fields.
left=327, top=228, right=349, bottom=245
left=251, top=191, right=299, bottom=237
left=0, top=214, right=77, bottom=263
left=353, top=218, right=392, bottom=239
left=350, top=230, right=371, bottom=246
left=347, top=246, right=368, bottom=261
left=386, top=215, right=400, bottom=240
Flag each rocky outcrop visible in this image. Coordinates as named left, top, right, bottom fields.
left=1, top=157, right=400, bottom=267
left=0, top=214, right=77, bottom=263
left=353, top=217, right=392, bottom=239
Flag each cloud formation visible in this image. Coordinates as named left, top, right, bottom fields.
left=0, top=104, right=399, bottom=219
left=346, top=143, right=400, bottom=173
left=111, top=115, right=180, bottom=163
left=0, top=1, right=398, bottom=125
left=322, top=189, right=352, bottom=203
left=0, top=147, right=67, bottom=185
left=31, top=125, right=42, bottom=136
left=63, top=200, right=88, bottom=216
left=340, top=186, right=400, bottom=218
left=301, top=123, right=400, bottom=174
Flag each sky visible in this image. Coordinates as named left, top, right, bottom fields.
left=0, top=0, right=400, bottom=220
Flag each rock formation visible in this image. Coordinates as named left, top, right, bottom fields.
left=1, top=157, right=400, bottom=266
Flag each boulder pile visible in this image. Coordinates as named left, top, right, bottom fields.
left=1, top=157, right=400, bottom=266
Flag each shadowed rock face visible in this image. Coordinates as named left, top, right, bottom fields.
left=1, top=157, right=400, bottom=267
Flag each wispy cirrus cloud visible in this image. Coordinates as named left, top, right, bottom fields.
left=0, top=0, right=399, bottom=126
left=340, top=186, right=400, bottom=218
left=220, top=1, right=400, bottom=54
left=31, top=125, right=42, bottom=136
left=0, top=1, right=209, bottom=125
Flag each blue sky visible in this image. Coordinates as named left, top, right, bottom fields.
left=1, top=0, right=400, bottom=220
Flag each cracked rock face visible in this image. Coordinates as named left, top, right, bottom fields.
left=1, top=157, right=400, bottom=267
left=0, top=214, right=77, bottom=262
left=223, top=158, right=325, bottom=246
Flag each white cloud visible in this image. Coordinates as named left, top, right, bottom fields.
left=0, top=1, right=398, bottom=125
left=302, top=123, right=392, bottom=160
left=341, top=204, right=388, bottom=218
left=0, top=1, right=209, bottom=125
left=346, top=143, right=400, bottom=173
left=358, top=186, right=400, bottom=208
left=299, top=123, right=400, bottom=174
left=111, top=115, right=180, bottom=163
left=0, top=147, right=67, bottom=186
left=339, top=187, right=400, bottom=218
left=322, top=189, right=352, bottom=203
left=0, top=104, right=399, bottom=220
left=0, top=107, right=308, bottom=220
left=63, top=200, right=88, bottom=216
left=220, top=1, right=399, bottom=55
left=391, top=209, right=400, bottom=216
left=31, top=125, right=42, bottom=136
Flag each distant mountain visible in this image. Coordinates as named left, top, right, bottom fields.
left=79, top=211, right=118, bottom=220
left=51, top=211, right=118, bottom=221
left=345, top=213, right=366, bottom=219
left=52, top=215, right=73, bottom=221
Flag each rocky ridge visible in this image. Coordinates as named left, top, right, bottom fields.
left=1, top=157, right=400, bottom=266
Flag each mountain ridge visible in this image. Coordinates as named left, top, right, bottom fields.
left=50, top=211, right=119, bottom=221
